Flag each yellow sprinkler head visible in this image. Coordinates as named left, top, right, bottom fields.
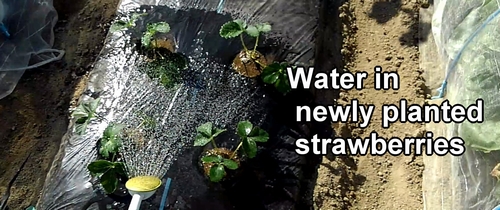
left=125, top=176, right=162, bottom=192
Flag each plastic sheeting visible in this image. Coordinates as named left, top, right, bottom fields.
left=37, top=0, right=340, bottom=209
left=0, top=0, right=64, bottom=100
left=423, top=0, right=500, bottom=209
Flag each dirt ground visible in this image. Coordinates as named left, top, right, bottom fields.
left=313, top=0, right=426, bottom=209
left=0, top=0, right=427, bottom=209
left=0, top=0, right=119, bottom=208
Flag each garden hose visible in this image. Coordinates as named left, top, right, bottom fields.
left=432, top=8, right=500, bottom=99
left=159, top=177, right=172, bottom=210
left=0, top=0, right=8, bottom=38
left=0, top=23, right=9, bottom=38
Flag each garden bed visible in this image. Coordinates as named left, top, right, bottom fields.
left=37, top=0, right=342, bottom=209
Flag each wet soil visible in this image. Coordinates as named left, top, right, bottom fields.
left=150, top=39, right=176, bottom=52
left=232, top=50, right=268, bottom=78
left=201, top=148, right=240, bottom=178
left=0, top=0, right=119, bottom=208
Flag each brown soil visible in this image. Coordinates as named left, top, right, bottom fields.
left=232, top=50, right=268, bottom=78
left=313, top=0, right=426, bottom=209
left=151, top=38, right=176, bottom=52
left=0, top=0, right=119, bottom=209
left=202, top=148, right=240, bottom=176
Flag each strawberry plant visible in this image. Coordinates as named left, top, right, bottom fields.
left=99, top=123, right=125, bottom=159
left=87, top=159, right=127, bottom=193
left=110, top=13, right=175, bottom=52
left=71, top=98, right=101, bottom=135
left=219, top=20, right=294, bottom=94
left=132, top=21, right=187, bottom=89
left=87, top=123, right=127, bottom=194
left=201, top=153, right=239, bottom=182
left=219, top=20, right=272, bottom=78
left=141, top=22, right=171, bottom=48
left=261, top=62, right=293, bottom=94
left=194, top=121, right=269, bottom=182
left=109, top=13, right=146, bottom=33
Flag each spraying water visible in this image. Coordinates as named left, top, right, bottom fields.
left=108, top=36, right=270, bottom=209
left=37, top=1, right=318, bottom=208
left=108, top=7, right=274, bottom=180
left=115, top=54, right=266, bottom=180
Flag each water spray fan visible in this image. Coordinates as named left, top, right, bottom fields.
left=118, top=110, right=175, bottom=209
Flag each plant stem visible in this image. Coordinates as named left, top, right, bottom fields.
left=254, top=60, right=266, bottom=68
left=230, top=142, right=243, bottom=159
left=252, top=36, right=259, bottom=54
left=156, top=50, right=165, bottom=59
left=102, top=168, right=111, bottom=175
left=136, top=120, right=145, bottom=129
left=240, top=34, right=248, bottom=52
left=211, top=138, right=218, bottom=149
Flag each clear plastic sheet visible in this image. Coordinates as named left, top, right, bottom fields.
left=0, top=0, right=65, bottom=100
left=423, top=0, right=500, bottom=209
left=37, top=0, right=340, bottom=209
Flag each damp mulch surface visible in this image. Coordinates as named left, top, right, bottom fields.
left=95, top=5, right=330, bottom=210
